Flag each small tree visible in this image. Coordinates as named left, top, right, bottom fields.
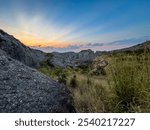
left=70, top=75, right=77, bottom=88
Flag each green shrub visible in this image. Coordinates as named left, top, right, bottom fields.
left=58, top=72, right=67, bottom=85
left=70, top=75, right=78, bottom=88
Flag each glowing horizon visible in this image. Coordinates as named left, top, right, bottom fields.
left=0, top=0, right=150, bottom=51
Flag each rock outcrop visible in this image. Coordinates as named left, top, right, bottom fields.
left=90, top=57, right=108, bottom=75
left=0, top=29, right=46, bottom=67
left=0, top=51, right=73, bottom=112
left=0, top=29, right=74, bottom=112
left=49, top=49, right=101, bottom=68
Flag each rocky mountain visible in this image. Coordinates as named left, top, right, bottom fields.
left=49, top=49, right=102, bottom=68
left=0, top=29, right=46, bottom=67
left=42, top=41, right=150, bottom=68
left=0, top=29, right=74, bottom=112
left=0, top=29, right=104, bottom=68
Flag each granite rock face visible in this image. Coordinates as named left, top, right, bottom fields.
left=0, top=52, right=74, bottom=112
left=0, top=29, right=74, bottom=113
left=0, top=29, right=46, bottom=67
left=49, top=49, right=101, bottom=68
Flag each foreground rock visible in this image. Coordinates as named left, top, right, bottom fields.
left=0, top=51, right=74, bottom=112
left=0, top=29, right=46, bottom=67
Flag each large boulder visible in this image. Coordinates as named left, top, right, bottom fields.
left=90, top=57, right=108, bottom=75
left=0, top=51, right=74, bottom=112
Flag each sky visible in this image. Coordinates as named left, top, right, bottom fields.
left=0, top=0, right=150, bottom=52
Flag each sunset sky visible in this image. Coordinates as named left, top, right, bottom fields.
left=0, top=0, right=150, bottom=52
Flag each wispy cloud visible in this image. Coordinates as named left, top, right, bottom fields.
left=86, top=43, right=104, bottom=46
left=0, top=13, right=77, bottom=47
left=33, top=36, right=150, bottom=52
left=108, top=36, right=150, bottom=45
left=0, top=0, right=150, bottom=50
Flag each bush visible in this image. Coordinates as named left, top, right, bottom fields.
left=58, top=72, right=67, bottom=85
left=70, top=75, right=78, bottom=88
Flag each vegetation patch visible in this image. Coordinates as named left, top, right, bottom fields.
left=37, top=51, right=150, bottom=112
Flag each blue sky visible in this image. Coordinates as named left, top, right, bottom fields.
left=0, top=0, right=150, bottom=52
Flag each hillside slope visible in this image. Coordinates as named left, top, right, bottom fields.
left=110, top=41, right=150, bottom=53
left=0, top=29, right=46, bottom=67
left=0, top=29, right=74, bottom=112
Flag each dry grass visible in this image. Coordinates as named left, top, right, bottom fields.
left=37, top=51, right=150, bottom=112
left=105, top=51, right=150, bottom=112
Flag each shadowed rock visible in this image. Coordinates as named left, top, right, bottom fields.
left=0, top=29, right=46, bottom=67
left=0, top=51, right=74, bottom=112
left=0, top=29, right=74, bottom=113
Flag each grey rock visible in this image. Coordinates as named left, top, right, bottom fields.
left=49, top=49, right=101, bottom=68
left=0, top=51, right=74, bottom=113
left=0, top=29, right=46, bottom=67
left=89, top=57, right=108, bottom=76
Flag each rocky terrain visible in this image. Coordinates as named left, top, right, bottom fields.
left=90, top=57, right=108, bottom=75
left=0, top=29, right=74, bottom=112
left=49, top=49, right=102, bottom=68
left=48, top=41, right=150, bottom=68
left=0, top=29, right=150, bottom=113
left=0, top=29, right=105, bottom=68
left=0, top=29, right=46, bottom=67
